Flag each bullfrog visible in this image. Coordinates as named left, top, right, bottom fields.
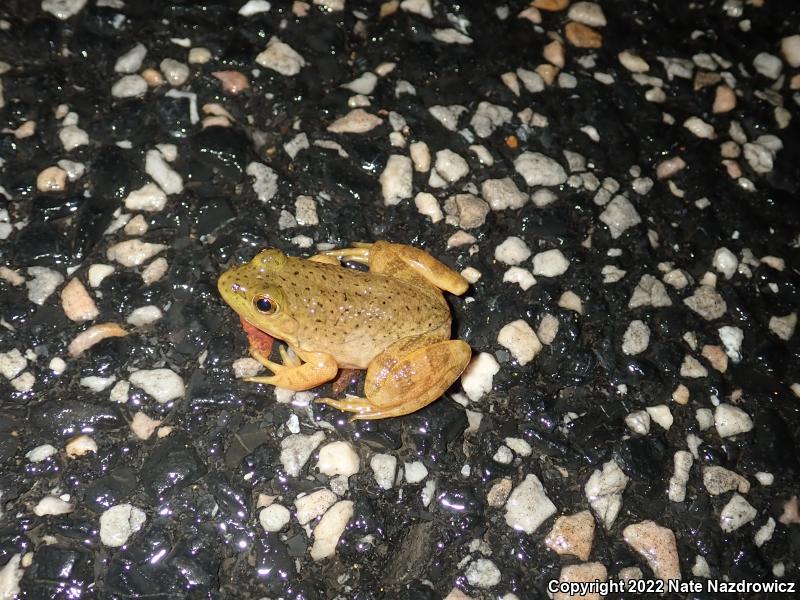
left=217, top=241, right=472, bottom=420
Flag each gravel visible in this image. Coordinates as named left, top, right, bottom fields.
left=1, top=1, right=799, bottom=597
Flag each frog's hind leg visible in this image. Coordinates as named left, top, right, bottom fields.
left=316, top=333, right=472, bottom=420
left=372, top=241, right=469, bottom=295
left=320, top=243, right=373, bottom=265
left=245, top=346, right=337, bottom=391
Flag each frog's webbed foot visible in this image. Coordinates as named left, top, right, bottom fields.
left=245, top=346, right=337, bottom=391
left=314, top=396, right=416, bottom=421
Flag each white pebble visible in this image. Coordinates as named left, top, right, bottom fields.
left=310, top=500, right=353, bottom=561
left=460, top=352, right=499, bottom=401
left=493, top=445, right=514, bottom=464
left=514, top=152, right=567, bottom=186
left=720, top=494, right=757, bottom=532
left=124, top=183, right=167, bottom=212
left=414, top=192, right=443, bottom=223
left=111, top=74, right=148, bottom=98
left=295, top=489, right=337, bottom=525
left=468, top=144, right=494, bottom=166
left=465, top=558, right=501, bottom=588
left=400, top=0, right=432, bottom=17
left=0, top=555, right=23, bottom=600
left=494, top=236, right=531, bottom=265
left=159, top=58, right=190, bottom=86
left=129, top=368, right=184, bottom=403
left=379, top=155, right=413, bottom=205
left=683, top=285, right=727, bottom=320
left=714, top=404, right=753, bottom=438
left=618, top=50, right=649, bottom=73
left=59, top=125, right=89, bottom=151
left=61, top=278, right=99, bottom=322
left=404, top=461, right=429, bottom=484
left=294, top=195, right=318, bottom=226
left=718, top=325, right=743, bottom=362
left=34, top=495, right=73, bottom=516
left=317, top=441, right=360, bottom=477
left=599, top=195, right=641, bottom=239
left=433, top=149, right=469, bottom=183
left=769, top=313, right=797, bottom=341
left=481, top=177, right=528, bottom=210
left=531, top=188, right=558, bottom=207
left=255, top=37, right=306, bottom=76
left=622, top=320, right=650, bottom=355
left=327, top=108, right=383, bottom=133
left=585, top=460, right=629, bottom=529
left=646, top=405, right=673, bottom=430
left=26, top=266, right=64, bottom=305
left=370, top=454, right=397, bottom=490
left=503, top=267, right=536, bottom=291
left=107, top=240, right=166, bottom=267
left=145, top=149, right=183, bottom=195
left=625, top=410, right=651, bottom=435
left=99, top=504, right=146, bottom=547
left=668, top=451, right=693, bottom=502
left=568, top=1, right=606, bottom=27
left=342, top=71, right=377, bottom=95
left=781, top=35, right=800, bottom=68
left=42, top=0, right=86, bottom=19
left=753, top=52, right=782, bottom=79
left=246, top=162, right=278, bottom=203
left=281, top=431, right=325, bottom=477
left=432, top=29, right=473, bottom=45
left=712, top=247, right=738, bottom=279
left=684, top=116, right=716, bottom=139
left=26, top=444, right=57, bottom=462
left=505, top=474, right=557, bottom=534
left=622, top=521, right=681, bottom=582
left=532, top=249, right=570, bottom=277
left=80, top=375, right=117, bottom=392
left=142, top=257, right=168, bottom=285
left=702, top=466, right=750, bottom=496
left=65, top=434, right=97, bottom=458
left=497, top=319, right=541, bottom=366
left=114, top=43, right=147, bottom=73
left=0, top=349, right=27, bottom=380
left=88, top=264, right=114, bottom=288
left=260, top=504, right=291, bottom=532
left=127, top=305, right=163, bottom=327
left=131, top=411, right=161, bottom=440
left=470, top=101, right=513, bottom=138
left=409, top=141, right=431, bottom=172
left=238, top=0, right=272, bottom=16
left=428, top=105, right=466, bottom=131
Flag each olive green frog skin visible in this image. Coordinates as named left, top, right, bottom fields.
left=217, top=241, right=472, bottom=420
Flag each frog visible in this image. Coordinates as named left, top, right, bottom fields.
left=217, top=241, right=472, bottom=420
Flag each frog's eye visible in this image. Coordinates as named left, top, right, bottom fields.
left=253, top=295, right=277, bottom=315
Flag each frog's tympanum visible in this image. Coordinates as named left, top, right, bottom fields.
left=218, top=241, right=472, bottom=420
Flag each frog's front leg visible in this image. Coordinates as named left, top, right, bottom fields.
left=316, top=333, right=472, bottom=420
left=245, top=345, right=338, bottom=391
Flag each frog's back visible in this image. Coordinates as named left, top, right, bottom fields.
left=279, top=257, right=450, bottom=368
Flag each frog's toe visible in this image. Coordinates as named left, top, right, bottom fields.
left=314, top=396, right=416, bottom=420
left=243, top=375, right=280, bottom=385
left=279, top=345, right=302, bottom=368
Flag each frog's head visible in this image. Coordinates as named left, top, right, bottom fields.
left=217, top=249, right=298, bottom=337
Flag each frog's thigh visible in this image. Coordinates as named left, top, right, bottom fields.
left=368, top=241, right=468, bottom=296
left=246, top=348, right=338, bottom=391
left=364, top=334, right=472, bottom=411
